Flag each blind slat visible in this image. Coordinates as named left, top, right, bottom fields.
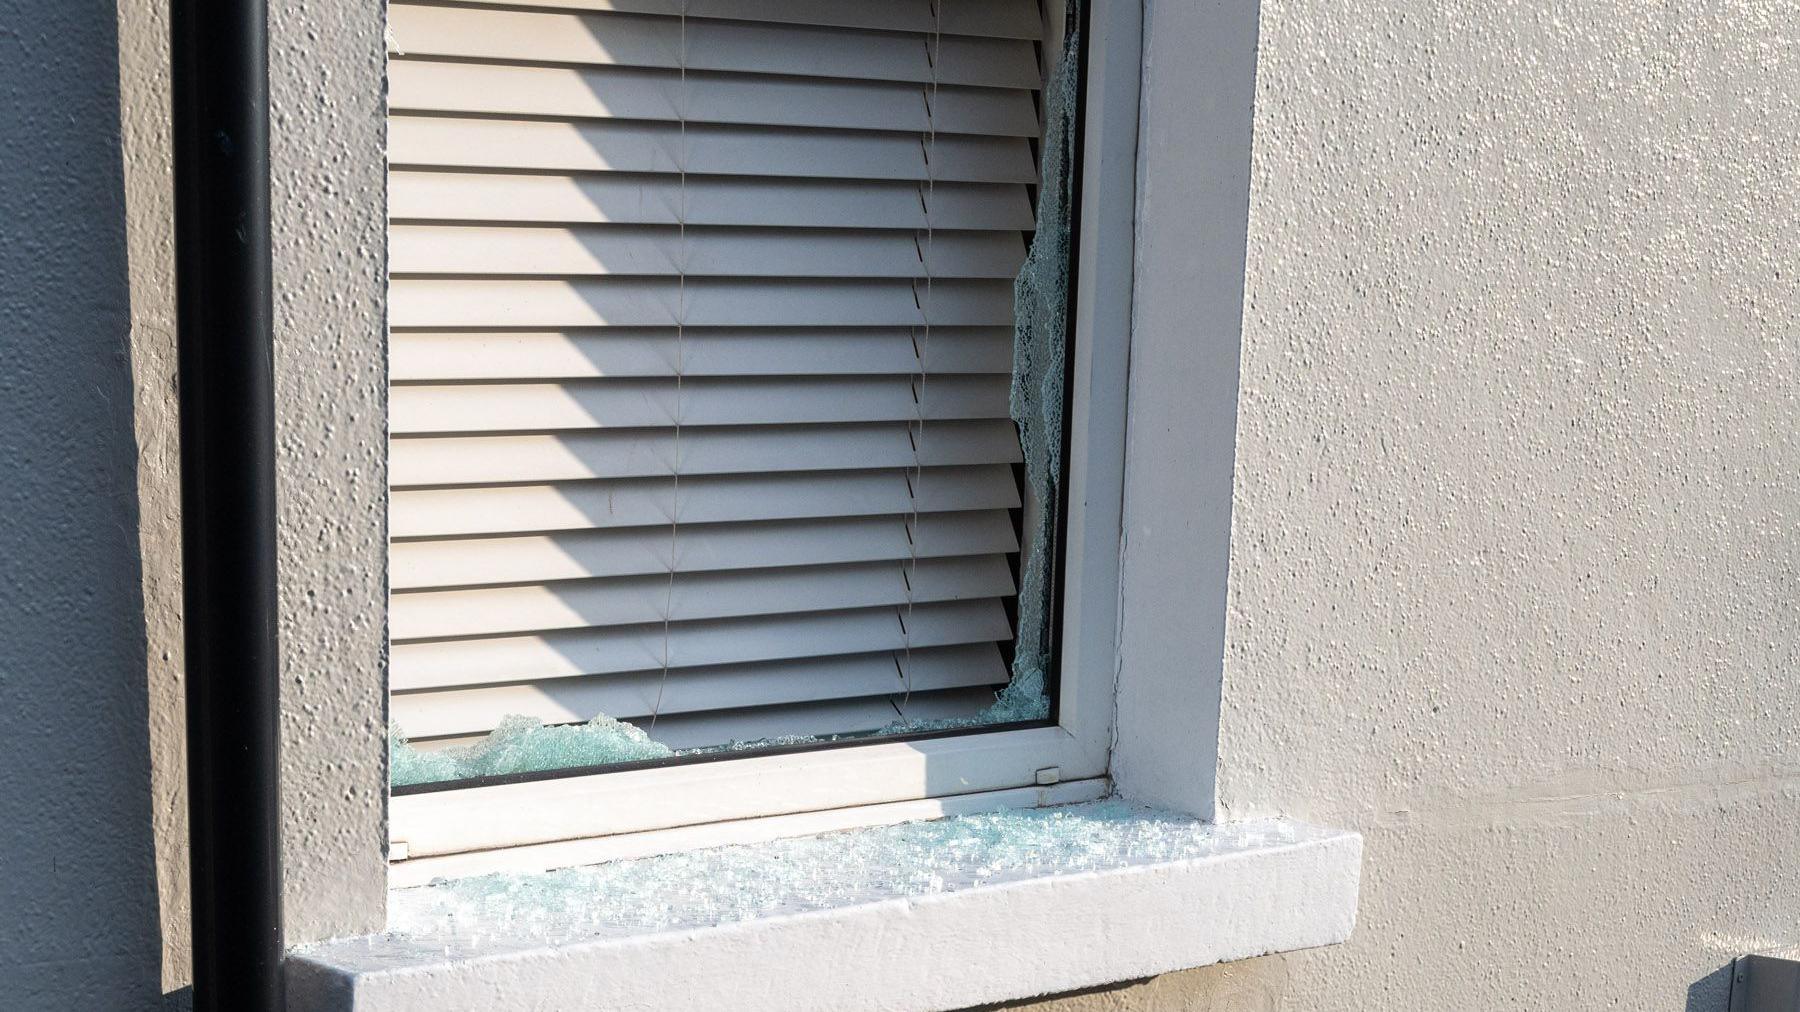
left=391, top=60, right=1041, bottom=136
left=390, top=173, right=1037, bottom=231
left=391, top=277, right=1015, bottom=329
left=392, top=510, right=1017, bottom=590
left=390, top=116, right=1037, bottom=184
left=394, top=642, right=1007, bottom=738
left=390, top=465, right=1021, bottom=538
left=390, top=328, right=1015, bottom=381
left=422, top=0, right=1045, bottom=39
left=390, top=554, right=1016, bottom=640
left=388, top=5, right=1041, bottom=89
left=629, top=691, right=978, bottom=752
left=390, top=375, right=1011, bottom=434
left=392, top=598, right=1013, bottom=690
left=390, top=224, right=1027, bottom=279
left=391, top=420, right=1024, bottom=487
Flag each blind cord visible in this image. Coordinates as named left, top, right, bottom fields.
left=900, top=0, right=945, bottom=714
left=651, top=3, right=689, bottom=728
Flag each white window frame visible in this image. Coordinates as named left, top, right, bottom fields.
left=387, top=0, right=1144, bottom=866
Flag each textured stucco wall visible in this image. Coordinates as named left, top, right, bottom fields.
left=0, top=1, right=167, bottom=1007
left=113, top=0, right=391, bottom=989
left=115, top=0, right=189, bottom=994
left=115, top=0, right=386, bottom=982
left=1044, top=0, right=1800, bottom=1009
left=46, top=0, right=392, bottom=999
left=267, top=0, right=390, bottom=946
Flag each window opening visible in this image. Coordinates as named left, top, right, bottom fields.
left=388, top=0, right=1085, bottom=790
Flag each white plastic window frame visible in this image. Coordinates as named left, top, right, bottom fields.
left=386, top=0, right=1143, bottom=867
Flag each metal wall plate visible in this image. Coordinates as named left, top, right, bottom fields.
left=1732, top=954, right=1800, bottom=1012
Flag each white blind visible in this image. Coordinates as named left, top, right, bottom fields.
left=388, top=0, right=1046, bottom=751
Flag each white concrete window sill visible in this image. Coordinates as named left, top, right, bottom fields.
left=287, top=802, right=1361, bottom=1012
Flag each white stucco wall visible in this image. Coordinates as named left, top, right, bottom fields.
left=1037, top=1, right=1799, bottom=1009
left=266, top=0, right=390, bottom=949
left=113, top=0, right=392, bottom=995
left=116, top=0, right=188, bottom=996
left=114, top=0, right=387, bottom=995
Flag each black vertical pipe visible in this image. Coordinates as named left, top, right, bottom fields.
left=171, top=0, right=285, bottom=1007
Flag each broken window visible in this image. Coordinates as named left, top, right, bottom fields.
left=387, top=0, right=1084, bottom=788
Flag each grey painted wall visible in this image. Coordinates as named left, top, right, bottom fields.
left=0, top=0, right=166, bottom=1007
left=1037, top=0, right=1800, bottom=1009
left=11, top=0, right=391, bottom=1002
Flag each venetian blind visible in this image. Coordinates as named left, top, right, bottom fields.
left=387, top=0, right=1047, bottom=754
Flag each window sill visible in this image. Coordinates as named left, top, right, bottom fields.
left=287, top=802, right=1362, bottom=1012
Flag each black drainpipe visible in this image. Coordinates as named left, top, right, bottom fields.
left=171, top=0, right=285, bottom=1007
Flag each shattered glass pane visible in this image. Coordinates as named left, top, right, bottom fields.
left=1003, top=1, right=1083, bottom=726
left=391, top=716, right=673, bottom=786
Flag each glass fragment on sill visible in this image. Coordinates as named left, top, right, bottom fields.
left=375, top=800, right=1299, bottom=947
